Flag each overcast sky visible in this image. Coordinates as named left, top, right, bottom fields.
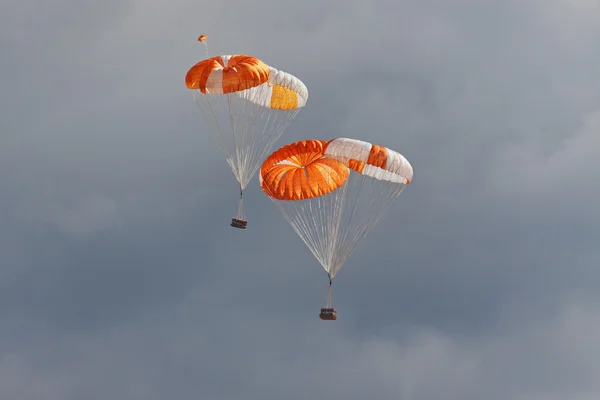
left=1, top=0, right=600, bottom=399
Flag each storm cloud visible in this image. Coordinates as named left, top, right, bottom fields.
left=1, top=0, right=600, bottom=399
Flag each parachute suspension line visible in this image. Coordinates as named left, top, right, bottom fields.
left=324, top=273, right=334, bottom=309
left=235, top=88, right=302, bottom=191
left=333, top=175, right=367, bottom=274
left=192, top=78, right=306, bottom=227
left=227, top=94, right=241, bottom=184
left=268, top=172, right=408, bottom=279
left=200, top=40, right=210, bottom=59
left=236, top=183, right=245, bottom=221
left=341, top=175, right=366, bottom=235
left=235, top=95, right=260, bottom=191
left=192, top=92, right=232, bottom=168
left=270, top=173, right=349, bottom=276
left=196, top=85, right=301, bottom=193
left=329, top=175, right=406, bottom=278
left=327, top=176, right=348, bottom=274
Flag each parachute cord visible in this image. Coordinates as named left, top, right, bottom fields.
left=236, top=183, right=246, bottom=221
left=226, top=95, right=240, bottom=181
left=325, top=273, right=333, bottom=309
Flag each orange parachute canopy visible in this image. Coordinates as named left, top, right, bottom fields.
left=198, top=34, right=208, bottom=42
left=261, top=138, right=413, bottom=202
left=260, top=140, right=350, bottom=200
left=185, top=55, right=270, bottom=94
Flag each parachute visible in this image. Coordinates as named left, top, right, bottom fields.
left=260, top=138, right=413, bottom=319
left=186, top=37, right=308, bottom=229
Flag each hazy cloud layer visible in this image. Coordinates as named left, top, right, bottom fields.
left=1, top=0, right=599, bottom=399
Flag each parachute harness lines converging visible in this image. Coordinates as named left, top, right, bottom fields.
left=260, top=138, right=413, bottom=320
left=185, top=35, right=308, bottom=229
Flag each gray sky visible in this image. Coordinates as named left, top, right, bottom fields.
left=1, top=0, right=600, bottom=399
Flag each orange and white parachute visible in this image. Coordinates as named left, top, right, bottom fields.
left=185, top=38, right=308, bottom=228
left=260, top=138, right=413, bottom=309
left=260, top=140, right=349, bottom=200
left=260, top=138, right=412, bottom=202
left=185, top=55, right=308, bottom=109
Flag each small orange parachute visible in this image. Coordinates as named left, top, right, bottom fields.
left=198, top=34, right=207, bottom=42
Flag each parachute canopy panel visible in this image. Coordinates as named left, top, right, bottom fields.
left=185, top=55, right=270, bottom=94
left=260, top=140, right=349, bottom=200
left=324, top=138, right=413, bottom=184
left=235, top=67, right=308, bottom=111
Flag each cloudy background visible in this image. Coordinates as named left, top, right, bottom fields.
left=1, top=0, right=600, bottom=398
